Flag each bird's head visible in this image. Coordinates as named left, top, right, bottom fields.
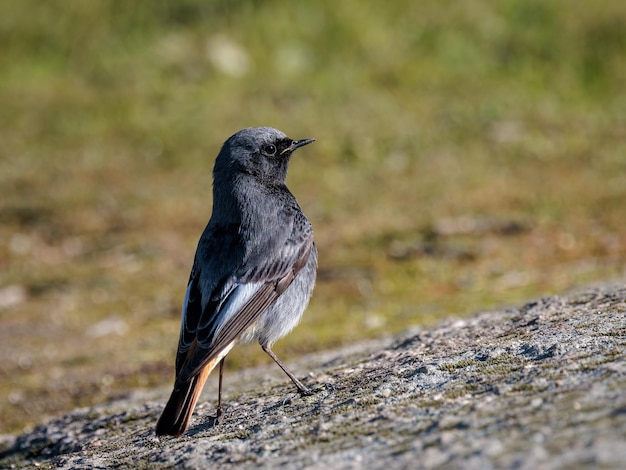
left=214, top=127, right=315, bottom=185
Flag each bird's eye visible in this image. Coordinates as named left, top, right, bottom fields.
left=263, top=144, right=277, bottom=155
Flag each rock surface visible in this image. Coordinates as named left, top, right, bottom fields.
left=1, top=285, right=625, bottom=469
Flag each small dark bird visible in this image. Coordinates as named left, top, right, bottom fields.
left=155, top=127, right=317, bottom=437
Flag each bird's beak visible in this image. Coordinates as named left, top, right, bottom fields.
left=281, top=138, right=316, bottom=155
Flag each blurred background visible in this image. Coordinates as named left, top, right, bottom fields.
left=1, top=0, right=625, bottom=434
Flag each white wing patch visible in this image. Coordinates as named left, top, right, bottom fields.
left=210, top=281, right=264, bottom=339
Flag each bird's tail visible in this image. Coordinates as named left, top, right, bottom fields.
left=155, top=357, right=218, bottom=437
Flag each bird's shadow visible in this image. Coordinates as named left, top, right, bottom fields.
left=186, top=385, right=330, bottom=437
left=187, top=409, right=225, bottom=437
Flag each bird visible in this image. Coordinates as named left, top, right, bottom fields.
left=155, top=127, right=317, bottom=437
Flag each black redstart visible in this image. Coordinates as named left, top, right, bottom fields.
left=155, top=127, right=317, bottom=437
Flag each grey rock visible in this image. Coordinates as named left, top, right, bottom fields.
left=1, top=285, right=625, bottom=469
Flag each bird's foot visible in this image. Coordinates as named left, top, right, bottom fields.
left=298, top=386, right=315, bottom=397
left=212, top=405, right=225, bottom=425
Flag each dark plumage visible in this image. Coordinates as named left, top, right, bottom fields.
left=156, top=127, right=317, bottom=437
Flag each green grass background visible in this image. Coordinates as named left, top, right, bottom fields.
left=1, top=0, right=625, bottom=434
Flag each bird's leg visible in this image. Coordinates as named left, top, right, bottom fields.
left=216, top=358, right=225, bottom=421
left=262, top=345, right=313, bottom=396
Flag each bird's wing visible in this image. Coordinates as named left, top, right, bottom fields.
left=173, top=263, right=203, bottom=377
left=174, top=209, right=313, bottom=385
